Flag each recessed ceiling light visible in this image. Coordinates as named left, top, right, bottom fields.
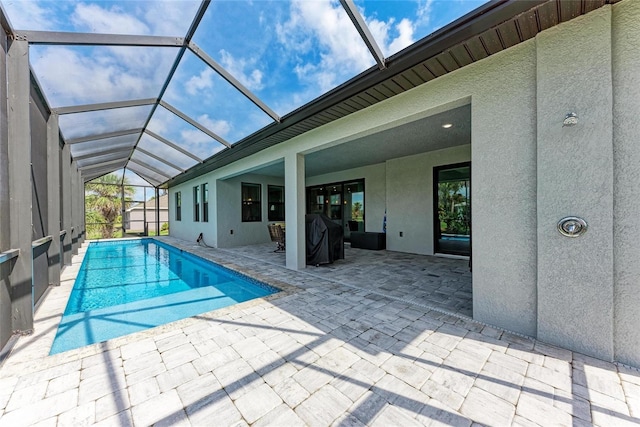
left=442, top=123, right=453, bottom=129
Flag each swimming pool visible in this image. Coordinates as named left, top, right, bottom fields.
left=51, top=239, right=279, bottom=354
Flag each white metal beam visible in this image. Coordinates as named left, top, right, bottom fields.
left=18, top=30, right=185, bottom=47
left=125, top=165, right=162, bottom=187
left=128, top=158, right=172, bottom=179
left=73, top=147, right=133, bottom=162
left=66, top=128, right=143, bottom=145
left=78, top=158, right=127, bottom=170
left=189, top=41, right=280, bottom=122
left=83, top=166, right=122, bottom=182
left=339, top=0, right=386, bottom=70
left=53, top=98, right=157, bottom=115
left=135, top=147, right=185, bottom=173
left=144, top=130, right=203, bottom=163
left=159, top=100, right=231, bottom=148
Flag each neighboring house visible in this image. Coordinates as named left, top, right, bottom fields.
left=124, top=194, right=169, bottom=233
left=167, top=2, right=640, bottom=369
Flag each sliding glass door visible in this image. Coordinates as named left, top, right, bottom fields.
left=306, top=179, right=364, bottom=240
left=433, top=163, right=471, bottom=256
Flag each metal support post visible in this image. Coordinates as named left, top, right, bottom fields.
left=155, top=187, right=160, bottom=236
left=61, top=144, right=72, bottom=265
left=80, top=182, right=85, bottom=244
left=121, top=184, right=125, bottom=237
left=70, top=165, right=78, bottom=255
left=7, top=39, right=33, bottom=333
left=75, top=168, right=83, bottom=245
left=143, top=187, right=147, bottom=236
left=46, top=114, right=61, bottom=285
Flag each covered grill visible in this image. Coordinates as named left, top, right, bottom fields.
left=305, top=214, right=344, bottom=265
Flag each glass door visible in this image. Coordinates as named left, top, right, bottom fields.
left=328, top=184, right=343, bottom=227
left=306, top=179, right=365, bottom=241
left=433, top=163, right=471, bottom=256
left=343, top=180, right=364, bottom=240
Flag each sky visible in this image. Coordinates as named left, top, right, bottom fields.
left=4, top=0, right=487, bottom=191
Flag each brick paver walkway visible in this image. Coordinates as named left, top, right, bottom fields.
left=0, top=237, right=638, bottom=426
left=226, top=242, right=472, bottom=318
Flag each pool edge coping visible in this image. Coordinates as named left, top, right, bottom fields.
left=1, top=238, right=302, bottom=372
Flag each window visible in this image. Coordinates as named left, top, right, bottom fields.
left=193, top=185, right=200, bottom=222
left=268, top=185, right=284, bottom=221
left=202, top=183, right=209, bottom=223
left=242, top=183, right=261, bottom=222
left=175, top=191, right=181, bottom=221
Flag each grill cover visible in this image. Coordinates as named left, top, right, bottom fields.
left=305, top=214, right=344, bottom=265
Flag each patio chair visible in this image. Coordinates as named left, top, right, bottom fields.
left=267, top=223, right=285, bottom=252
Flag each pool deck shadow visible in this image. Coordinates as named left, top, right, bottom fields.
left=0, top=237, right=638, bottom=426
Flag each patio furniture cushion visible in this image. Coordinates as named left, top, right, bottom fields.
left=350, top=232, right=386, bottom=250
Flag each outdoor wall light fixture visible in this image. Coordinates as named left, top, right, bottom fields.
left=442, top=123, right=453, bottom=129
left=563, top=112, right=579, bottom=127
left=558, top=216, right=588, bottom=237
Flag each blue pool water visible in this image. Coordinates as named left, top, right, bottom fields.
left=51, top=239, right=279, bottom=354
left=441, top=234, right=470, bottom=242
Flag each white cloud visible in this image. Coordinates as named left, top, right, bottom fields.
left=2, top=0, right=57, bottom=30
left=416, top=0, right=435, bottom=27
left=179, top=127, right=227, bottom=157
left=185, top=67, right=215, bottom=96
left=180, top=114, right=231, bottom=145
left=71, top=3, right=150, bottom=34
left=368, top=16, right=416, bottom=57
left=389, top=19, right=415, bottom=54
left=275, top=0, right=373, bottom=92
left=219, top=50, right=264, bottom=91
left=143, top=0, right=201, bottom=36
left=31, top=44, right=175, bottom=107
left=198, top=114, right=232, bottom=137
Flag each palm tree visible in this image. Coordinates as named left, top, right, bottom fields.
left=85, top=174, right=134, bottom=238
left=351, top=201, right=363, bottom=221
left=438, top=181, right=469, bottom=235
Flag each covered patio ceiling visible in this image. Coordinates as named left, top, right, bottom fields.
left=3, top=0, right=617, bottom=188
left=247, top=103, right=471, bottom=178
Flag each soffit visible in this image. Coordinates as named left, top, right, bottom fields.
left=168, top=0, right=618, bottom=187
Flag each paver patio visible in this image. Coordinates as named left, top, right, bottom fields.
left=0, top=237, right=638, bottom=426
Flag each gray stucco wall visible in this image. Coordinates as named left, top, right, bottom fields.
left=536, top=7, right=614, bottom=360
left=169, top=177, right=217, bottom=246
left=612, top=0, right=640, bottom=367
left=387, top=145, right=470, bottom=255
left=470, top=41, right=538, bottom=337
left=216, top=174, right=286, bottom=248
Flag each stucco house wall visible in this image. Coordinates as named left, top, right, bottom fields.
left=386, top=145, right=471, bottom=256
left=168, top=2, right=640, bottom=367
left=612, top=0, right=640, bottom=367
left=216, top=173, right=286, bottom=248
